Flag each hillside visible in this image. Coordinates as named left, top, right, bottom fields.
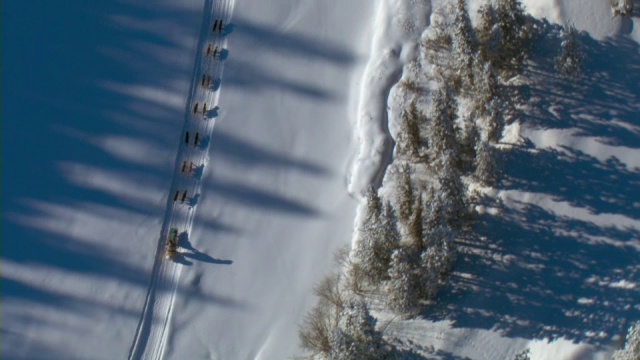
left=2, top=0, right=638, bottom=359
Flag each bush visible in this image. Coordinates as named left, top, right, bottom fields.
left=555, top=24, right=584, bottom=78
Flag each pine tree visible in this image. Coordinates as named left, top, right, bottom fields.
left=473, top=59, right=505, bottom=143
left=428, top=86, right=460, bottom=171
left=355, top=200, right=400, bottom=285
left=328, top=328, right=357, bottom=360
left=396, top=101, right=423, bottom=160
left=406, top=193, right=424, bottom=251
left=494, top=0, right=530, bottom=73
left=459, top=112, right=479, bottom=171
left=395, top=164, right=414, bottom=225
left=555, top=24, right=584, bottom=78
left=437, top=150, right=467, bottom=228
left=477, top=3, right=503, bottom=63
left=473, top=58, right=500, bottom=114
left=417, top=248, right=441, bottom=300
left=363, top=186, right=382, bottom=224
left=422, top=186, right=446, bottom=233
left=386, top=247, right=422, bottom=316
left=451, top=0, right=476, bottom=92
left=474, top=139, right=498, bottom=186
left=340, top=300, right=385, bottom=355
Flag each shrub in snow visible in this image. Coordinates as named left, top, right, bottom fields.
left=612, top=321, right=640, bottom=360
left=611, top=0, right=634, bottom=16
left=555, top=25, right=584, bottom=78
left=299, top=302, right=336, bottom=356
left=299, top=274, right=349, bottom=357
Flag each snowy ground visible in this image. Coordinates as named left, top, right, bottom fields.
left=368, top=1, right=640, bottom=359
left=3, top=0, right=639, bottom=359
left=3, top=0, right=376, bottom=359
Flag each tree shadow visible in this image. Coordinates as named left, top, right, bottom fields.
left=2, top=1, right=336, bottom=357
left=422, top=20, right=640, bottom=350
left=516, top=19, right=640, bottom=150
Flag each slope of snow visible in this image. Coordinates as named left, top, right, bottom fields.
left=367, top=0, right=640, bottom=359
left=165, top=1, right=380, bottom=358
left=2, top=1, right=204, bottom=359
left=3, top=0, right=379, bottom=358
left=3, top=0, right=638, bottom=359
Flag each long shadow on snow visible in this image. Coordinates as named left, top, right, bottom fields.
left=515, top=20, right=640, bottom=150
left=206, top=129, right=329, bottom=176
left=2, top=1, right=255, bottom=355
left=422, top=20, right=640, bottom=349
left=220, top=17, right=356, bottom=99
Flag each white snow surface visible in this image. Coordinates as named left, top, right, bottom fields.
left=3, top=0, right=639, bottom=359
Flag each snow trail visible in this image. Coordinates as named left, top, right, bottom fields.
left=128, top=0, right=235, bottom=359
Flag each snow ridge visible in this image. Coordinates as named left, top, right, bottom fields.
left=128, top=1, right=234, bottom=359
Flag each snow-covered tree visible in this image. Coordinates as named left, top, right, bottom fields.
left=477, top=3, right=504, bottom=63
left=422, top=186, right=446, bottom=234
left=474, top=139, right=498, bottom=186
left=328, top=328, right=357, bottom=360
left=555, top=24, right=584, bottom=78
left=492, top=0, right=531, bottom=73
left=451, top=0, right=476, bottom=92
left=422, top=226, right=456, bottom=275
left=363, top=186, right=383, bottom=224
left=354, top=201, right=400, bottom=285
left=473, top=58, right=500, bottom=114
left=396, top=101, right=423, bottom=160
left=437, top=150, right=467, bottom=228
left=459, top=112, right=479, bottom=171
left=428, top=86, right=460, bottom=170
left=341, top=300, right=386, bottom=355
left=406, top=194, right=424, bottom=251
left=612, top=321, right=640, bottom=360
left=395, top=164, right=414, bottom=225
left=472, top=58, right=505, bottom=143
left=386, top=247, right=422, bottom=316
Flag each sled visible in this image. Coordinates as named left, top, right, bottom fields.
left=165, top=227, right=179, bottom=259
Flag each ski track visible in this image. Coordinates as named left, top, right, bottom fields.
left=128, top=0, right=234, bottom=359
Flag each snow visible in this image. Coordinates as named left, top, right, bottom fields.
left=3, top=0, right=639, bottom=359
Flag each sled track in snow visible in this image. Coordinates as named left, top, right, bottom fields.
left=128, top=0, right=235, bottom=359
